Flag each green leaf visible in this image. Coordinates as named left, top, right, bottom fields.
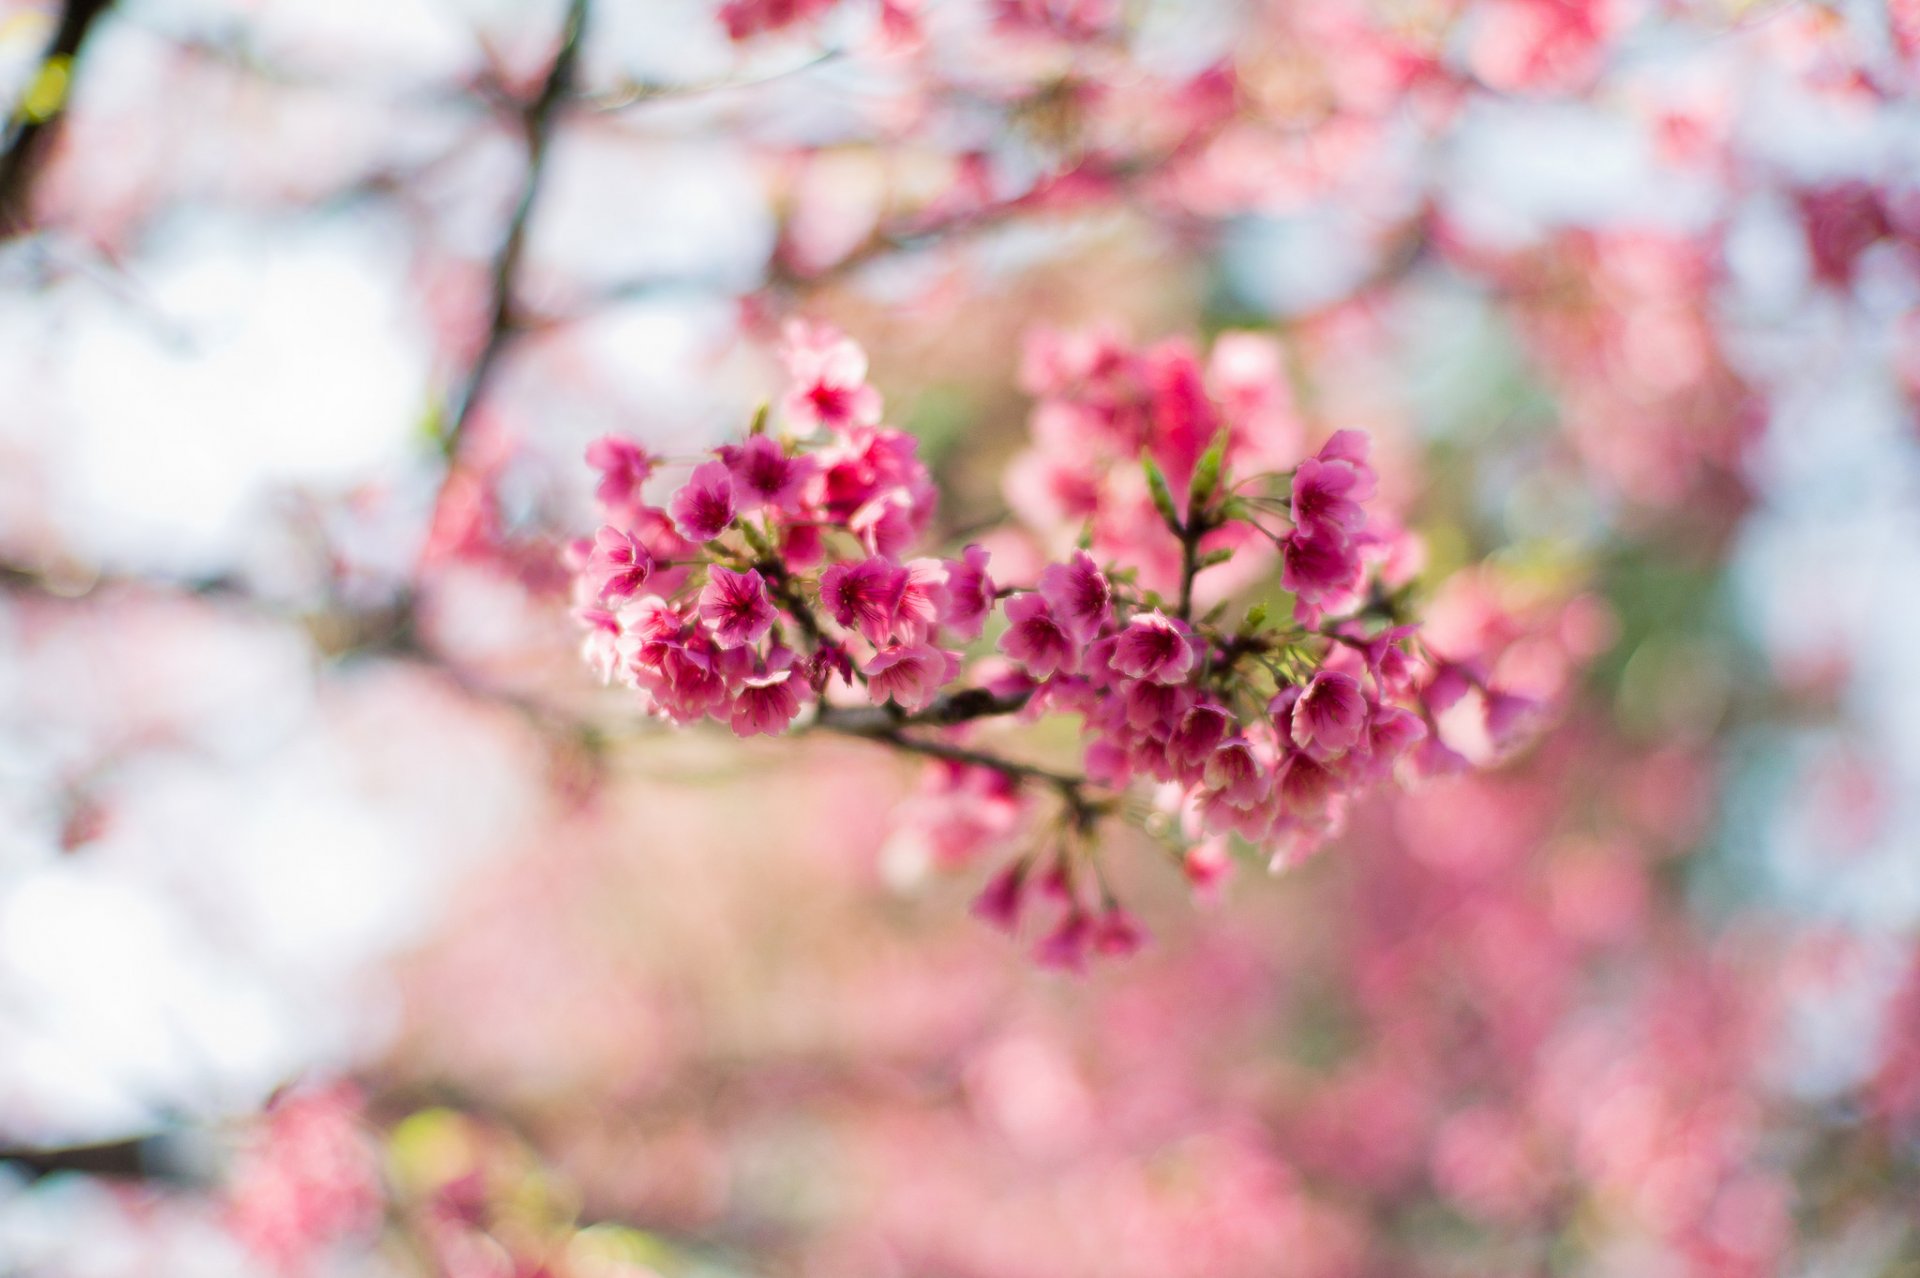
left=748, top=402, right=770, bottom=436
left=1143, top=457, right=1180, bottom=532
left=1197, top=547, right=1235, bottom=570
left=1244, top=603, right=1268, bottom=630
left=1188, top=429, right=1229, bottom=515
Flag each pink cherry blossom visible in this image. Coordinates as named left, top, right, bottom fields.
left=1091, top=903, right=1146, bottom=957
left=864, top=644, right=960, bottom=713
left=730, top=648, right=806, bottom=737
left=997, top=593, right=1078, bottom=679
left=699, top=566, right=777, bottom=649
left=1034, top=907, right=1094, bottom=971
left=1291, top=671, right=1368, bottom=759
left=719, top=435, right=812, bottom=514
left=668, top=461, right=736, bottom=544
left=1111, top=611, right=1195, bottom=684
left=584, top=435, right=655, bottom=511
left=1282, top=526, right=1362, bottom=605
left=971, top=860, right=1029, bottom=932
left=583, top=525, right=653, bottom=604
left=820, top=557, right=909, bottom=645
left=941, top=544, right=995, bottom=639
left=1290, top=432, right=1376, bottom=538
left=781, top=320, right=884, bottom=436
left=1204, top=739, right=1272, bottom=811
left=1037, top=549, right=1114, bottom=641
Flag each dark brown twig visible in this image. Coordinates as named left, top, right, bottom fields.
left=0, top=0, right=115, bottom=238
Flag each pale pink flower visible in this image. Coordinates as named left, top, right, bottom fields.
left=1037, top=548, right=1114, bottom=640
left=1291, top=671, right=1368, bottom=759
left=864, top=643, right=960, bottom=713
left=583, top=524, right=653, bottom=604
left=699, top=566, right=777, bottom=649
left=668, top=460, right=736, bottom=543
left=574, top=606, right=621, bottom=684
left=1111, top=611, right=1195, bottom=684
left=820, top=556, right=909, bottom=644
left=997, top=593, right=1078, bottom=679
left=585, top=435, right=655, bottom=510
left=781, top=320, right=883, bottom=436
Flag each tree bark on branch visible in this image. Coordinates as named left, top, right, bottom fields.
left=0, top=0, right=115, bottom=238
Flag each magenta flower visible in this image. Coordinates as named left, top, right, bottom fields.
left=1204, top=739, right=1271, bottom=811
left=1281, top=526, right=1361, bottom=605
left=806, top=642, right=855, bottom=694
left=851, top=492, right=918, bottom=559
left=699, top=566, right=777, bottom=649
left=1125, top=680, right=1190, bottom=734
left=1111, top=611, right=1194, bottom=684
left=997, top=593, right=1078, bottom=679
left=1290, top=429, right=1376, bottom=537
left=668, top=460, right=736, bottom=543
left=1291, top=670, right=1368, bottom=759
left=864, top=643, right=960, bottom=713
left=971, top=860, right=1029, bottom=932
left=1358, top=703, right=1427, bottom=778
left=1092, top=903, right=1147, bottom=958
left=583, top=524, right=653, bottom=604
left=585, top=435, right=655, bottom=511
left=820, top=557, right=909, bottom=645
left=730, top=649, right=805, bottom=737
left=1169, top=703, right=1230, bottom=772
left=719, top=435, right=811, bottom=514
left=781, top=320, right=883, bottom=436
left=1034, top=908, right=1093, bottom=972
left=1038, top=548, right=1114, bottom=640
left=941, top=544, right=995, bottom=640
left=646, top=638, right=731, bottom=724
left=1364, top=624, right=1419, bottom=693
left=891, top=558, right=951, bottom=645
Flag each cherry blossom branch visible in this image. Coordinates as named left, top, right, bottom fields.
left=814, top=713, right=1098, bottom=828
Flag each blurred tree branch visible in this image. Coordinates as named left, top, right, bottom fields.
left=429, top=0, right=591, bottom=467
left=0, top=0, right=115, bottom=238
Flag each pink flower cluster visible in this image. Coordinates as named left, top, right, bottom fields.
left=566, top=320, right=953, bottom=738
left=569, top=323, right=1528, bottom=964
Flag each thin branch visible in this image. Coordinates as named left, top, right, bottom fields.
left=0, top=0, right=116, bottom=238
left=423, top=0, right=590, bottom=527
left=447, top=0, right=587, bottom=447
